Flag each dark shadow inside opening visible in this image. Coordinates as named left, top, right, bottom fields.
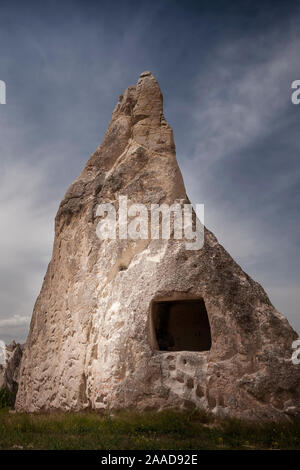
left=152, top=299, right=211, bottom=352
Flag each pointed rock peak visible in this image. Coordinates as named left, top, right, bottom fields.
left=112, top=72, right=160, bottom=120
left=139, top=70, right=153, bottom=78
left=134, top=71, right=162, bottom=118
left=137, top=71, right=159, bottom=87
left=132, top=72, right=175, bottom=154
left=82, top=72, right=174, bottom=181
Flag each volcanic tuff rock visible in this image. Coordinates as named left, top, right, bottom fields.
left=0, top=341, right=23, bottom=403
left=16, top=71, right=300, bottom=420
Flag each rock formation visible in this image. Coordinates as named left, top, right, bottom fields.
left=16, top=71, right=300, bottom=420
left=0, top=341, right=23, bottom=403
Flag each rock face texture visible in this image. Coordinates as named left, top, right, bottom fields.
left=0, top=341, right=23, bottom=403
left=16, top=72, right=300, bottom=420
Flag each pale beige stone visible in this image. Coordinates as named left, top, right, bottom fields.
left=15, top=72, right=300, bottom=420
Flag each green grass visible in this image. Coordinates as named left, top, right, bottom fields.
left=0, top=408, right=300, bottom=450
left=0, top=387, right=13, bottom=408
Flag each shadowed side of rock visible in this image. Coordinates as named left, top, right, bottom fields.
left=0, top=341, right=23, bottom=405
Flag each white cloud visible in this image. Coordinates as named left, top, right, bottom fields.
left=0, top=314, right=31, bottom=328
left=189, top=34, right=300, bottom=171
left=0, top=158, right=57, bottom=343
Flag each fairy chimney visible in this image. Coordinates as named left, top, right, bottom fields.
left=15, top=72, right=300, bottom=420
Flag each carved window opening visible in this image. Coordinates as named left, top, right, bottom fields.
left=151, top=299, right=211, bottom=352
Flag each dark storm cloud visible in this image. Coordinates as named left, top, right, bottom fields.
left=0, top=0, right=299, bottom=342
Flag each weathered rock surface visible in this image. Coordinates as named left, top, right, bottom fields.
left=0, top=341, right=23, bottom=402
left=16, top=71, right=300, bottom=420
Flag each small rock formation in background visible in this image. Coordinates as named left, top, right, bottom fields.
left=15, top=72, right=300, bottom=420
left=0, top=341, right=23, bottom=404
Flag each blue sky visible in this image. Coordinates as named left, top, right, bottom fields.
left=0, top=0, right=299, bottom=342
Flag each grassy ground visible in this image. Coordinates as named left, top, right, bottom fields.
left=0, top=408, right=300, bottom=450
